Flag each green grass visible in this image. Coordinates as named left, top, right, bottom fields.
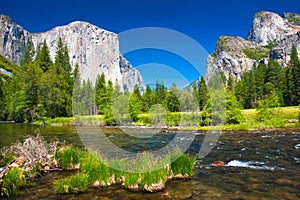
left=54, top=173, right=89, bottom=194
left=242, top=47, right=269, bottom=60
left=1, top=167, right=27, bottom=198
left=0, top=154, right=15, bottom=167
left=38, top=106, right=300, bottom=131
left=170, top=154, right=196, bottom=177
left=54, top=146, right=80, bottom=169
left=79, top=151, right=112, bottom=186
left=140, top=168, right=167, bottom=189
left=53, top=147, right=196, bottom=194
left=123, top=172, right=140, bottom=188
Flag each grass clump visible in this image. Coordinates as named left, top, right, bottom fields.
left=140, top=168, right=167, bottom=189
left=1, top=168, right=27, bottom=198
left=53, top=149, right=196, bottom=194
left=54, top=146, right=80, bottom=169
left=0, top=154, right=15, bottom=167
left=79, top=152, right=112, bottom=186
left=54, top=174, right=89, bottom=194
left=170, top=154, right=196, bottom=177
left=123, top=172, right=140, bottom=188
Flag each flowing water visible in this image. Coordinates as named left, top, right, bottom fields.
left=0, top=124, right=299, bottom=199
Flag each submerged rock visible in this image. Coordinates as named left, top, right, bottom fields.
left=212, top=161, right=225, bottom=167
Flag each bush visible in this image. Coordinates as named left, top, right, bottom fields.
left=166, top=113, right=181, bottom=126
left=137, top=115, right=151, bottom=125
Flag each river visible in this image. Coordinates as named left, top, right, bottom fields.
left=0, top=124, right=299, bottom=199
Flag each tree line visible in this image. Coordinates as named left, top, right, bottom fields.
left=0, top=39, right=299, bottom=125
left=235, top=45, right=300, bottom=109
left=0, top=38, right=73, bottom=122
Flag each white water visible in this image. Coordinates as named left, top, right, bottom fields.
left=226, top=160, right=285, bottom=171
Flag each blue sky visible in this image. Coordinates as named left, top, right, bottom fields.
left=1, top=0, right=299, bottom=87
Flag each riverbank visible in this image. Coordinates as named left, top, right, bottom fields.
left=34, top=107, right=300, bottom=131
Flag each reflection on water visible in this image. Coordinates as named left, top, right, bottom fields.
left=0, top=124, right=299, bottom=199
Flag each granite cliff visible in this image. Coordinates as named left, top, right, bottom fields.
left=207, top=11, right=300, bottom=80
left=0, top=15, right=144, bottom=92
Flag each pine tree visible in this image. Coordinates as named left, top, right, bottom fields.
left=141, top=85, right=154, bottom=112
left=95, top=73, right=108, bottom=114
left=35, top=40, right=52, bottom=72
left=284, top=67, right=294, bottom=106
left=129, top=93, right=140, bottom=122
left=133, top=84, right=142, bottom=108
left=265, top=58, right=284, bottom=105
left=154, top=81, right=166, bottom=104
left=198, top=76, right=209, bottom=111
left=242, top=71, right=256, bottom=108
left=226, top=89, right=244, bottom=124
left=6, top=63, right=44, bottom=122
left=254, top=63, right=267, bottom=101
left=227, top=74, right=235, bottom=91
left=20, top=39, right=35, bottom=66
left=72, top=63, right=83, bottom=115
left=165, top=84, right=180, bottom=112
left=290, top=45, right=300, bottom=105
left=55, top=37, right=73, bottom=93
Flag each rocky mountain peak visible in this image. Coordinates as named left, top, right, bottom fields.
left=0, top=14, right=29, bottom=64
left=283, top=12, right=300, bottom=26
left=207, top=11, right=300, bottom=81
left=0, top=16, right=144, bottom=92
left=247, top=11, right=300, bottom=45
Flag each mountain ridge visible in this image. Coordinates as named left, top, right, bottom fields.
left=206, top=11, right=300, bottom=81
left=0, top=14, right=145, bottom=92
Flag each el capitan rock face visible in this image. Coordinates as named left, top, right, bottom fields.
left=207, top=11, right=300, bottom=81
left=0, top=15, right=30, bottom=64
left=0, top=15, right=144, bottom=92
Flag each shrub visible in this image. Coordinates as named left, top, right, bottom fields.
left=166, top=113, right=181, bottom=126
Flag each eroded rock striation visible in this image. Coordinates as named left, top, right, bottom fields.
left=207, top=11, right=300, bottom=80
left=0, top=15, right=144, bottom=92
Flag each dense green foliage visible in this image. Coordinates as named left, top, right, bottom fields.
left=1, top=38, right=299, bottom=126
left=54, top=146, right=80, bottom=169
left=236, top=45, right=300, bottom=109
left=1, top=168, right=27, bottom=198
left=0, top=38, right=73, bottom=122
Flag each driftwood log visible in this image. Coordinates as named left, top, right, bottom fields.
left=0, top=135, right=59, bottom=185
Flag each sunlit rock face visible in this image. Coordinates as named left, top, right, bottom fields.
left=207, top=11, right=300, bottom=81
left=0, top=15, right=30, bottom=64
left=0, top=15, right=144, bottom=92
